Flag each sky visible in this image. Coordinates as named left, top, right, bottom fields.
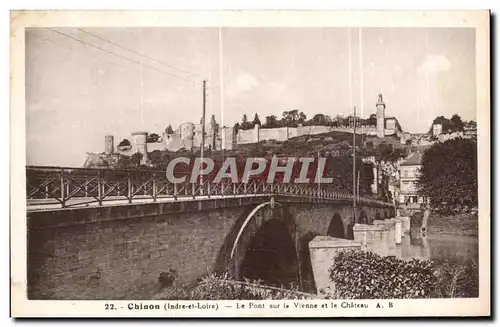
left=26, top=27, right=476, bottom=167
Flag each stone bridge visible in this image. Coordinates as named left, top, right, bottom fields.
left=26, top=166, right=394, bottom=299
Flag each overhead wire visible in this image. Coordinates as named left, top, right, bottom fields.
left=46, top=27, right=201, bottom=88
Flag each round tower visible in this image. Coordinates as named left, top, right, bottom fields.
left=376, top=93, right=386, bottom=138
left=131, top=131, right=148, bottom=164
left=104, top=135, right=114, bottom=154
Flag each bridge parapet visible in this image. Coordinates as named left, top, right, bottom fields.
left=26, top=166, right=393, bottom=210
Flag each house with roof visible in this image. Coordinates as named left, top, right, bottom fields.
left=397, top=151, right=427, bottom=210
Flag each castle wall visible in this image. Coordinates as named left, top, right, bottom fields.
left=164, top=133, right=191, bottom=152
left=235, top=125, right=380, bottom=145
left=146, top=142, right=167, bottom=152
left=258, top=127, right=289, bottom=142
left=115, top=123, right=385, bottom=157
left=236, top=128, right=258, bottom=144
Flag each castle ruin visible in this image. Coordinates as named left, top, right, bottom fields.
left=108, top=94, right=403, bottom=161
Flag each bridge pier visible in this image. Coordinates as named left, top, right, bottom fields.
left=398, top=216, right=411, bottom=234
left=352, top=223, right=393, bottom=256
left=308, top=236, right=361, bottom=296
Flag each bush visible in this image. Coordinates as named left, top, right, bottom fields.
left=433, top=258, right=479, bottom=298
left=154, top=274, right=315, bottom=300
left=329, top=250, right=438, bottom=299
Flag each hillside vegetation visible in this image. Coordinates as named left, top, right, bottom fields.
left=84, top=131, right=407, bottom=200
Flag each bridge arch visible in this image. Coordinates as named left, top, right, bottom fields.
left=218, top=199, right=300, bottom=287
left=239, top=218, right=299, bottom=287
left=326, top=213, right=345, bottom=239
left=358, top=211, right=368, bottom=224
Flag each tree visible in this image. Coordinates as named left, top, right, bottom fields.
left=312, top=114, right=328, bottom=126
left=118, top=139, right=131, bottom=147
left=131, top=152, right=143, bottom=166
left=373, top=143, right=405, bottom=162
left=282, top=111, right=290, bottom=123
left=417, top=138, right=477, bottom=211
left=298, top=112, right=307, bottom=124
left=147, top=133, right=160, bottom=143
left=264, top=115, right=278, bottom=128
left=367, top=114, right=377, bottom=126
left=450, top=114, right=464, bottom=132
left=431, top=115, right=463, bottom=134
left=165, top=125, right=174, bottom=134
left=241, top=114, right=253, bottom=130
left=289, top=109, right=299, bottom=125
left=252, top=113, right=261, bottom=126
left=116, top=154, right=132, bottom=168
left=282, top=109, right=299, bottom=127
left=233, top=122, right=240, bottom=134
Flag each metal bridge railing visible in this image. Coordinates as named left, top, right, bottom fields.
left=26, top=166, right=393, bottom=209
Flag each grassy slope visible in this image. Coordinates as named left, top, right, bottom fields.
left=410, top=211, right=478, bottom=237
left=228, top=131, right=403, bottom=158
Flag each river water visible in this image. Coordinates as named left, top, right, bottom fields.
left=398, top=230, right=478, bottom=264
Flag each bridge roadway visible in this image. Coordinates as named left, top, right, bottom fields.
left=26, top=165, right=391, bottom=212
left=26, top=193, right=275, bottom=212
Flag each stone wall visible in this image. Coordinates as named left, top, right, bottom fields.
left=235, top=125, right=380, bottom=145
left=112, top=122, right=396, bottom=155
left=27, top=203, right=249, bottom=300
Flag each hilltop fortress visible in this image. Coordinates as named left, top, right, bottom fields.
left=103, top=94, right=407, bottom=163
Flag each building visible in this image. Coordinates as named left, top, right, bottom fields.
left=104, top=135, right=114, bottom=154
left=432, top=124, right=443, bottom=137
left=463, top=121, right=477, bottom=139
left=376, top=93, right=386, bottom=138
left=398, top=152, right=426, bottom=210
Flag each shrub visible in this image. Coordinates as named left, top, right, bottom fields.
left=329, top=250, right=438, bottom=299
left=433, top=258, right=479, bottom=298
left=154, top=273, right=315, bottom=300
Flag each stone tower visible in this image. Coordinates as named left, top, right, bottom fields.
left=131, top=131, right=148, bottom=164
left=376, top=93, right=386, bottom=138
left=104, top=135, right=114, bottom=154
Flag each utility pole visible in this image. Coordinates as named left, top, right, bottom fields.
left=353, top=105, right=357, bottom=219
left=357, top=170, right=360, bottom=197
left=200, top=80, right=207, bottom=189
left=317, top=149, right=320, bottom=195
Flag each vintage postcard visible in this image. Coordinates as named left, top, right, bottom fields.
left=10, top=10, right=490, bottom=317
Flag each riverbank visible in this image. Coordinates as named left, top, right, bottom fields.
left=410, top=212, right=478, bottom=237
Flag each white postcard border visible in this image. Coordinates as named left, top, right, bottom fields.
left=10, top=9, right=491, bottom=317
